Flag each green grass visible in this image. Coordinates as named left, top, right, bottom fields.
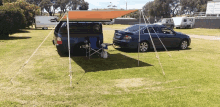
left=0, top=27, right=220, bottom=106
left=174, top=28, right=220, bottom=36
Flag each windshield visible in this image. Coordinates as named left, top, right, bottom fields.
left=123, top=25, right=146, bottom=32
left=59, top=22, right=102, bottom=34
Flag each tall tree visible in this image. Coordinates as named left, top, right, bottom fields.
left=143, top=0, right=171, bottom=18
left=39, top=0, right=53, bottom=14
left=143, top=1, right=154, bottom=17
left=79, top=0, right=89, bottom=10
left=180, top=0, right=212, bottom=15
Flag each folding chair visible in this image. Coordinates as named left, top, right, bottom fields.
left=84, top=37, right=112, bottom=59
left=86, top=37, right=102, bottom=59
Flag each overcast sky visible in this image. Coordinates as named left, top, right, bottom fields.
left=86, top=0, right=154, bottom=10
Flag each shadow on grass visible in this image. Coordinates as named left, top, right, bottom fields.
left=59, top=51, right=153, bottom=72
left=0, top=36, right=31, bottom=40
left=115, top=47, right=192, bottom=53
left=9, top=29, right=30, bottom=35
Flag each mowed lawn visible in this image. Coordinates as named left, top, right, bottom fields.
left=0, top=26, right=220, bottom=106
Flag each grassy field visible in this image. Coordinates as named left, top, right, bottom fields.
left=103, top=24, right=220, bottom=36
left=174, top=28, right=220, bottom=36
left=0, top=27, right=220, bottom=106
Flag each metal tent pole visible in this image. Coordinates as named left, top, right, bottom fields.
left=67, top=12, right=72, bottom=87
left=141, top=11, right=165, bottom=76
left=138, top=9, right=141, bottom=66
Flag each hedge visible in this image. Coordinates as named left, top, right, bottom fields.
left=0, top=6, right=26, bottom=38
left=0, top=1, right=40, bottom=38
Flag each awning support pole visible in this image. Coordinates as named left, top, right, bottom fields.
left=138, top=9, right=141, bottom=66
left=141, top=10, right=165, bottom=76
left=67, top=12, right=72, bottom=87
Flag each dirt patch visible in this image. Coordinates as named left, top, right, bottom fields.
left=114, top=78, right=184, bottom=92
left=115, top=78, right=144, bottom=88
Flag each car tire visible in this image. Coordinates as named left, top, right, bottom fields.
left=139, top=41, right=149, bottom=52
left=179, top=40, right=188, bottom=50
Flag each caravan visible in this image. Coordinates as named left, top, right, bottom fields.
left=172, top=17, right=195, bottom=29
left=35, top=16, right=59, bottom=30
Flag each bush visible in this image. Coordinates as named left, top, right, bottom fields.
left=4, top=1, right=40, bottom=27
left=0, top=6, right=26, bottom=38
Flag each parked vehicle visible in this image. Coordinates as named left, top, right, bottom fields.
left=155, top=18, right=174, bottom=29
left=172, top=17, right=195, bottom=29
left=113, top=24, right=191, bottom=52
left=35, top=16, right=59, bottom=30
left=53, top=21, right=103, bottom=54
left=102, top=19, right=115, bottom=25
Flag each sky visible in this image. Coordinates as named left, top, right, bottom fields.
left=86, top=0, right=154, bottom=10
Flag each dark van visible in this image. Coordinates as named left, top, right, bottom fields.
left=53, top=22, right=103, bottom=54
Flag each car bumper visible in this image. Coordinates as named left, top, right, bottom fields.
left=113, top=38, right=136, bottom=48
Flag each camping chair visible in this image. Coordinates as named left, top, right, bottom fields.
left=88, top=36, right=102, bottom=58
left=84, top=37, right=111, bottom=59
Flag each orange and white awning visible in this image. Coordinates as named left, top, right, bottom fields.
left=62, top=10, right=138, bottom=22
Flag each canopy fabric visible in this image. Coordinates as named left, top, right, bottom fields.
left=62, top=10, right=138, bottom=22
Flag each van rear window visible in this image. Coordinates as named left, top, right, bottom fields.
left=59, top=22, right=102, bottom=34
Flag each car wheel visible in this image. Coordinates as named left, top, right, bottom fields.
left=179, top=40, right=188, bottom=50
left=139, top=42, right=149, bottom=52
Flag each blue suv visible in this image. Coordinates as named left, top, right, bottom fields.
left=53, top=21, right=103, bottom=54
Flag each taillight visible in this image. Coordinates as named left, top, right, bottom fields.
left=123, top=35, right=132, bottom=39
left=57, top=37, right=62, bottom=44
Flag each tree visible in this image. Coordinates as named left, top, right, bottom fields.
left=143, top=0, right=171, bottom=18
left=0, top=5, right=26, bottom=38
left=10, top=1, right=40, bottom=27
left=180, top=0, right=211, bottom=15
left=39, top=0, right=53, bottom=14
left=143, top=1, right=154, bottom=17
left=79, top=0, right=88, bottom=10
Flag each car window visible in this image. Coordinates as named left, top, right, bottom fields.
left=144, top=27, right=160, bottom=33
left=59, top=22, right=102, bottom=34
left=161, top=27, right=174, bottom=34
